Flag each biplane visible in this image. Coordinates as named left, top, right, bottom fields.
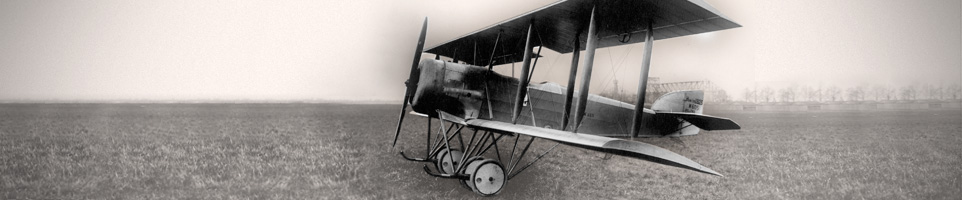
left=392, top=0, right=741, bottom=196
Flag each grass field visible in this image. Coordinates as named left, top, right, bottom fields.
left=1, top=104, right=960, bottom=199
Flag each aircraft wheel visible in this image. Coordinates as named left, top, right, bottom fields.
left=458, top=156, right=485, bottom=189
left=434, top=149, right=463, bottom=174
left=464, top=159, right=505, bottom=196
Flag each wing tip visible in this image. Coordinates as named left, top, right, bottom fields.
left=602, top=140, right=724, bottom=177
left=702, top=167, right=723, bottom=177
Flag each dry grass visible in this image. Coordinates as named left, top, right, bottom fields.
left=0, top=104, right=959, bottom=199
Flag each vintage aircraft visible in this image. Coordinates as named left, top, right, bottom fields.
left=392, top=0, right=741, bottom=196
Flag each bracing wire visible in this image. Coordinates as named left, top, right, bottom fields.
left=597, top=45, right=634, bottom=97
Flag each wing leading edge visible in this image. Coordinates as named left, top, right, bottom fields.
left=462, top=117, right=722, bottom=176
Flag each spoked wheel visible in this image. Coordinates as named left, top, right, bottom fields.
left=434, top=149, right=463, bottom=174
left=463, top=159, right=506, bottom=196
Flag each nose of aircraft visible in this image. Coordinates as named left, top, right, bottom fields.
left=410, top=59, right=442, bottom=114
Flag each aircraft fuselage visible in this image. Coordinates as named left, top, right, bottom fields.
left=410, top=59, right=685, bottom=137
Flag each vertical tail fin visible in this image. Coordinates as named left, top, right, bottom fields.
left=652, top=90, right=704, bottom=114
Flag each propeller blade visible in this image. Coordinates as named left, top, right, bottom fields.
left=392, top=91, right=410, bottom=148
left=393, top=17, right=428, bottom=148
left=408, top=17, right=428, bottom=82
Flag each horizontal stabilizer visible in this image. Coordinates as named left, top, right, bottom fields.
left=462, top=118, right=721, bottom=176
left=657, top=112, right=741, bottom=131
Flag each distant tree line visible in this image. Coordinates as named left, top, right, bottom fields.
left=598, top=82, right=962, bottom=105
left=741, top=83, right=962, bottom=103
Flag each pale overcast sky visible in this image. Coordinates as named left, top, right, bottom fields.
left=1, top=0, right=959, bottom=101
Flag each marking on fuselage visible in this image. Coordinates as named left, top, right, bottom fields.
left=683, top=96, right=703, bottom=105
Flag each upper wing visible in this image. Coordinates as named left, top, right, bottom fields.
left=425, top=0, right=741, bottom=66
left=444, top=112, right=722, bottom=176
left=657, top=112, right=741, bottom=131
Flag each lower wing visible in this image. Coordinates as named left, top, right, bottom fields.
left=437, top=111, right=722, bottom=176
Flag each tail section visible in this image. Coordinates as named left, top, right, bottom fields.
left=651, top=91, right=705, bottom=136
left=652, top=90, right=705, bottom=114
left=650, top=90, right=740, bottom=137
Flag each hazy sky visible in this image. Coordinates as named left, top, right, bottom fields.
left=1, top=0, right=959, bottom=101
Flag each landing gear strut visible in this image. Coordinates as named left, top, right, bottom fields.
left=405, top=113, right=555, bottom=196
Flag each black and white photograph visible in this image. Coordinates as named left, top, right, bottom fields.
left=1, top=0, right=960, bottom=199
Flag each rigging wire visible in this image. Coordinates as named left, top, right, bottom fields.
left=597, top=45, right=634, bottom=97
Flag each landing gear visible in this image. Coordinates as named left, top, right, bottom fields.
left=404, top=111, right=557, bottom=196
left=464, top=159, right=505, bottom=196
left=459, top=156, right=484, bottom=189
left=435, top=149, right=463, bottom=174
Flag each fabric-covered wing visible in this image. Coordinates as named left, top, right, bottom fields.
left=463, top=118, right=722, bottom=176
left=425, top=0, right=740, bottom=66
left=657, top=112, right=741, bottom=131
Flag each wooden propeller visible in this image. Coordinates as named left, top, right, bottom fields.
left=393, top=17, right=428, bottom=148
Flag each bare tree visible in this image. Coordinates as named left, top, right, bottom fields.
left=800, top=85, right=817, bottom=102
left=909, top=85, right=919, bottom=100
left=799, top=85, right=809, bottom=101
left=947, top=83, right=961, bottom=100
left=778, top=88, right=789, bottom=102
left=715, top=90, right=729, bottom=103
left=743, top=88, right=756, bottom=103
left=921, top=83, right=935, bottom=100
left=760, top=87, right=774, bottom=103
left=900, top=85, right=918, bottom=101
left=815, top=85, right=823, bottom=102
left=936, top=83, right=944, bottom=100
left=870, top=85, right=886, bottom=101
left=788, top=85, right=798, bottom=102
left=826, top=86, right=841, bottom=102
left=846, top=88, right=857, bottom=101
left=925, top=84, right=942, bottom=100
left=847, top=86, right=865, bottom=101
left=778, top=86, right=797, bottom=102
left=858, top=86, right=866, bottom=101
left=886, top=88, right=897, bottom=101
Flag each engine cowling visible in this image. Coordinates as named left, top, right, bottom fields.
left=411, top=59, right=485, bottom=119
